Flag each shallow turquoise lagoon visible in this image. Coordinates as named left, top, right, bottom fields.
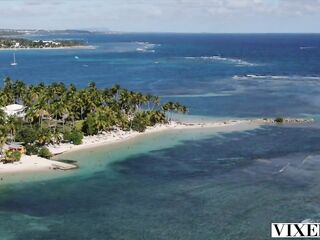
left=1, top=124, right=320, bottom=239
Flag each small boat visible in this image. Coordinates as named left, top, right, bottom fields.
left=74, top=56, right=79, bottom=60
left=11, top=52, right=18, bottom=66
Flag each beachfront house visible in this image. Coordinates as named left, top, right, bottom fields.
left=1, top=104, right=26, bottom=118
left=7, top=143, right=26, bottom=154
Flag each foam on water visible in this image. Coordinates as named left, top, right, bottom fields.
left=233, top=74, right=320, bottom=81
left=184, top=56, right=258, bottom=66
left=135, top=41, right=159, bottom=53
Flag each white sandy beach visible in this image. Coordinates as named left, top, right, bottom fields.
left=0, top=118, right=313, bottom=177
left=47, top=118, right=313, bottom=155
left=47, top=120, right=250, bottom=155
left=0, top=155, right=76, bottom=174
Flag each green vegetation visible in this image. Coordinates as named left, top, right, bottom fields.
left=63, top=129, right=83, bottom=145
left=0, top=38, right=85, bottom=49
left=25, top=144, right=40, bottom=156
left=131, top=112, right=149, bottom=132
left=4, top=150, right=21, bottom=163
left=274, top=117, right=284, bottom=124
left=0, top=78, right=187, bottom=159
left=38, top=147, right=53, bottom=159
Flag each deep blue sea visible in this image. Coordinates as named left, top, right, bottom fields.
left=1, top=34, right=320, bottom=239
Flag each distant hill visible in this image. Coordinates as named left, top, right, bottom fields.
left=0, top=29, right=97, bottom=37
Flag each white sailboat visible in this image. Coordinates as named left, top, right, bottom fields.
left=11, top=52, right=18, bottom=66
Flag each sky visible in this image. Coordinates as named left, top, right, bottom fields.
left=0, top=0, right=320, bottom=33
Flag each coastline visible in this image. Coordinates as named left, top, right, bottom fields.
left=49, top=118, right=314, bottom=155
left=0, top=155, right=76, bottom=175
left=0, top=118, right=314, bottom=180
left=0, top=45, right=96, bottom=51
left=49, top=120, right=249, bottom=155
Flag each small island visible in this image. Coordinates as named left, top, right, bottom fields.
left=0, top=78, right=188, bottom=170
left=0, top=78, right=314, bottom=178
left=0, top=38, right=89, bottom=49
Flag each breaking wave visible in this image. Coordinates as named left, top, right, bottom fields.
left=233, top=74, right=320, bottom=81
left=184, top=56, right=258, bottom=66
left=135, top=42, right=160, bottom=53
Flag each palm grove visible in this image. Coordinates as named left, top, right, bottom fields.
left=0, top=78, right=187, bottom=160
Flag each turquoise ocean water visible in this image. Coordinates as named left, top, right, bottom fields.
left=1, top=33, right=320, bottom=239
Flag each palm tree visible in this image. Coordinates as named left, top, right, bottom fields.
left=1, top=79, right=188, bottom=146
left=33, top=100, right=50, bottom=128
left=94, top=107, right=116, bottom=132
left=0, top=123, right=8, bottom=157
left=52, top=129, right=63, bottom=144
left=36, top=129, right=52, bottom=145
left=25, top=108, right=35, bottom=126
left=13, top=80, right=26, bottom=104
left=67, top=110, right=79, bottom=128
left=147, top=95, right=160, bottom=110
left=119, top=89, right=132, bottom=114
left=0, top=91, right=10, bottom=107
left=3, top=77, right=14, bottom=103
left=21, top=86, right=39, bottom=107
left=49, top=100, right=68, bottom=129
left=0, top=111, right=8, bottom=159
left=111, top=84, right=121, bottom=100
left=162, top=101, right=176, bottom=122
left=161, top=101, right=188, bottom=122
left=68, top=83, right=77, bottom=93
left=6, top=116, right=20, bottom=142
left=148, top=110, right=166, bottom=125
left=0, top=109, right=6, bottom=124
left=175, top=102, right=188, bottom=114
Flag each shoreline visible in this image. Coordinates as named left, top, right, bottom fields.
left=0, top=45, right=96, bottom=51
left=0, top=118, right=314, bottom=179
left=50, top=117, right=314, bottom=155
left=0, top=155, right=77, bottom=175
left=49, top=120, right=242, bottom=155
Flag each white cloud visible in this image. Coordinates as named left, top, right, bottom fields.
left=0, top=0, right=319, bottom=32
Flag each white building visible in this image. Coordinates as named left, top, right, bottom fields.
left=1, top=104, right=26, bottom=118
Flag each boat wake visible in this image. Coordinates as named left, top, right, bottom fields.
left=184, top=56, right=258, bottom=66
